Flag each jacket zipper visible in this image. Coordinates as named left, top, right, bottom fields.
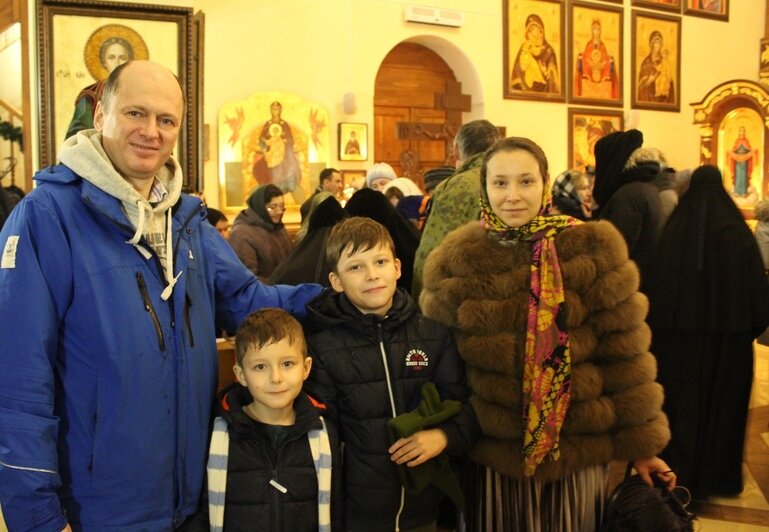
left=183, top=293, right=195, bottom=347
left=136, top=272, right=166, bottom=352
left=377, top=323, right=405, bottom=531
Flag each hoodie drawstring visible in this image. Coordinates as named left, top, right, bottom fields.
left=126, top=200, right=182, bottom=301
left=126, top=200, right=152, bottom=260
left=160, top=208, right=182, bottom=301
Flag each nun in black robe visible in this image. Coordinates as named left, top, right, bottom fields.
left=268, top=196, right=347, bottom=286
left=648, top=165, right=769, bottom=498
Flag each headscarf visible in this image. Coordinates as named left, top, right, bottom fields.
left=479, top=143, right=579, bottom=475
left=593, top=129, right=644, bottom=210
left=246, top=184, right=284, bottom=228
left=551, top=170, right=588, bottom=220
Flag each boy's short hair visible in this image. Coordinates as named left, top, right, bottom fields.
left=234, top=308, right=307, bottom=366
left=325, top=217, right=396, bottom=272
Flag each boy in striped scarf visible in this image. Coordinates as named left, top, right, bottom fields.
left=183, top=308, right=341, bottom=531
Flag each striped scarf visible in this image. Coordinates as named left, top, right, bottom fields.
left=207, top=415, right=332, bottom=531
left=480, top=174, right=579, bottom=476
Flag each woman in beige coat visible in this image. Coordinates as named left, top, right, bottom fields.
left=420, top=137, right=672, bottom=531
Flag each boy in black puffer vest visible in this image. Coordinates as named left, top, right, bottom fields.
left=183, top=309, right=342, bottom=531
left=304, top=217, right=479, bottom=532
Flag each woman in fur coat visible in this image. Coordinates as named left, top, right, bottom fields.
left=420, top=137, right=672, bottom=531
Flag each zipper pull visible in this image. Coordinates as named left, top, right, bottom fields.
left=269, top=479, right=288, bottom=493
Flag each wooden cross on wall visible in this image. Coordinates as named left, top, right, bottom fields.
left=396, top=80, right=471, bottom=173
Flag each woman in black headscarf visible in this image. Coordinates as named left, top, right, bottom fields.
left=648, top=165, right=769, bottom=498
left=228, top=184, right=292, bottom=280
left=269, top=195, right=348, bottom=286
left=593, top=129, right=664, bottom=294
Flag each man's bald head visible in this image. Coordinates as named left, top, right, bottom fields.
left=101, top=60, right=184, bottom=113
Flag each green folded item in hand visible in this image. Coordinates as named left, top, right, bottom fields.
left=387, top=382, right=465, bottom=509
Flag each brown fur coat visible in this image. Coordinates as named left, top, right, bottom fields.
left=420, top=220, right=670, bottom=481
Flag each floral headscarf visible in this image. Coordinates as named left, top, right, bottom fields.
left=479, top=142, right=580, bottom=475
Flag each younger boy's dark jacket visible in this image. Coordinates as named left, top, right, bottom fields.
left=304, top=288, right=479, bottom=531
left=182, top=384, right=343, bottom=531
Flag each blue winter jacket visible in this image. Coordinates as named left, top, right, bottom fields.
left=0, top=165, right=322, bottom=531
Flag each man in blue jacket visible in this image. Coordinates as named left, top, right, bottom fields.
left=0, top=60, right=322, bottom=531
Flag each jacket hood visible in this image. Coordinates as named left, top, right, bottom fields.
left=305, top=287, right=415, bottom=336
left=217, top=382, right=322, bottom=434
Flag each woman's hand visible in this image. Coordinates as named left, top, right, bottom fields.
left=633, top=456, right=677, bottom=489
left=388, top=428, right=448, bottom=467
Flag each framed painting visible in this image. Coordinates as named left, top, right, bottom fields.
left=683, top=0, right=728, bottom=21
left=568, top=108, right=624, bottom=172
left=338, top=122, right=367, bottom=162
left=569, top=1, right=623, bottom=107
left=631, top=10, right=681, bottom=112
left=691, top=80, right=769, bottom=218
left=340, top=169, right=367, bottom=203
left=630, top=0, right=682, bottom=13
left=503, top=0, right=565, bottom=102
left=718, top=108, right=764, bottom=208
left=38, top=0, right=200, bottom=191
left=218, top=92, right=330, bottom=221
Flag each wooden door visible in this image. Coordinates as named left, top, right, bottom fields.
left=374, top=43, right=457, bottom=188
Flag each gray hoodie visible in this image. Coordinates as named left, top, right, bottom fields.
left=58, top=129, right=184, bottom=299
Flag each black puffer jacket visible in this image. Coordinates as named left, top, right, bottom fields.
left=304, top=288, right=479, bottom=531
left=182, top=385, right=343, bottom=531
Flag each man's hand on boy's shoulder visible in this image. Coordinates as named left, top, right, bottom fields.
left=388, top=428, right=448, bottom=467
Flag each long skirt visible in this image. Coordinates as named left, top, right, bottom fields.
left=465, top=464, right=609, bottom=532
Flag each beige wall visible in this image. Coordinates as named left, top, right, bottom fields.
left=12, top=0, right=766, bottom=207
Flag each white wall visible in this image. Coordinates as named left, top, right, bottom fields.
left=12, top=0, right=765, bottom=206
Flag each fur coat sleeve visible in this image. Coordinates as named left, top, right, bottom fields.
left=420, top=220, right=670, bottom=481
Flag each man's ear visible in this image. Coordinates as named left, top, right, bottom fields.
left=329, top=271, right=344, bottom=293
left=93, top=101, right=105, bottom=130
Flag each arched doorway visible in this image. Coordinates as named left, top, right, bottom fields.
left=373, top=42, right=459, bottom=189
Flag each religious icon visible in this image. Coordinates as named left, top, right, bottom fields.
left=65, top=24, right=149, bottom=139
left=218, top=92, right=330, bottom=214
left=569, top=2, right=622, bottom=106
left=338, top=123, right=368, bottom=161
left=727, top=126, right=758, bottom=198
left=631, top=12, right=681, bottom=112
left=568, top=108, right=623, bottom=173
left=251, top=101, right=303, bottom=197
left=716, top=107, right=764, bottom=209
left=504, top=0, right=565, bottom=102
left=631, top=0, right=682, bottom=13
left=684, top=0, right=729, bottom=21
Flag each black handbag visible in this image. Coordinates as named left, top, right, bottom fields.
left=602, top=464, right=696, bottom=532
